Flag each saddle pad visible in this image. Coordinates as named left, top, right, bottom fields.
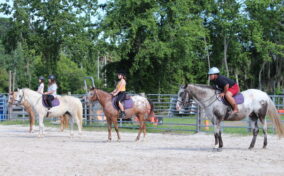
left=112, top=96, right=134, bottom=110
left=221, top=93, right=244, bottom=106
left=42, top=97, right=60, bottom=108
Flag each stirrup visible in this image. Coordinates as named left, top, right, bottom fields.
left=119, top=111, right=126, bottom=119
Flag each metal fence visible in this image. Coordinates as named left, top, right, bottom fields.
left=1, top=93, right=284, bottom=134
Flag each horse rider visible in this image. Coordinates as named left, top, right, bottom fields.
left=111, top=72, right=127, bottom=118
left=208, top=67, right=240, bottom=113
left=43, top=75, right=58, bottom=109
left=37, top=76, right=45, bottom=94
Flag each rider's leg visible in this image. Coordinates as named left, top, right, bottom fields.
left=118, top=101, right=126, bottom=118
left=225, top=91, right=239, bottom=113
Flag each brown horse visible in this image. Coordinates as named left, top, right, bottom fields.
left=9, top=91, right=69, bottom=132
left=88, top=87, right=154, bottom=141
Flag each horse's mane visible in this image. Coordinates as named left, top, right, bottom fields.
left=193, top=84, right=215, bottom=90
left=22, top=88, right=41, bottom=95
left=90, top=87, right=111, bottom=96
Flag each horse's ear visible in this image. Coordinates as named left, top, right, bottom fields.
left=90, top=86, right=95, bottom=90
left=183, top=84, right=188, bottom=89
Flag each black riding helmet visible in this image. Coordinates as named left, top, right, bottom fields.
left=39, top=76, right=45, bottom=81
left=117, top=71, right=126, bottom=77
left=48, top=75, right=56, bottom=80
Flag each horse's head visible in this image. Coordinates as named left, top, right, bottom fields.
left=8, top=91, right=17, bottom=105
left=14, top=89, right=25, bottom=105
left=87, top=87, right=98, bottom=102
left=176, top=84, right=192, bottom=111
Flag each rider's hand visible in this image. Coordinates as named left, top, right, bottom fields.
left=219, top=93, right=225, bottom=98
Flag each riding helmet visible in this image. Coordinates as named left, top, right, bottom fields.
left=48, top=75, right=56, bottom=80
left=208, top=67, right=220, bottom=75
left=39, top=76, right=45, bottom=81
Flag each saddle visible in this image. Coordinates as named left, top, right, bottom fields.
left=42, top=96, right=60, bottom=108
left=221, top=93, right=244, bottom=106
left=112, top=95, right=134, bottom=111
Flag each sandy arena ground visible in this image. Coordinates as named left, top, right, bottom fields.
left=0, top=125, right=284, bottom=176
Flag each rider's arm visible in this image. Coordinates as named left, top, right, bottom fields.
left=223, top=84, right=229, bottom=94
left=112, top=80, right=125, bottom=96
left=44, top=90, right=55, bottom=95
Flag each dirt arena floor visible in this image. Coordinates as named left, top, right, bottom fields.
left=0, top=125, right=284, bottom=176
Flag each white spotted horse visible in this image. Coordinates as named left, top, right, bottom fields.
left=176, top=84, right=284, bottom=151
left=88, top=87, right=154, bottom=142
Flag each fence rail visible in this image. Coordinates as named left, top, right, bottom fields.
left=0, top=93, right=283, bottom=134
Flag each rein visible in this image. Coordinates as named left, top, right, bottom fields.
left=15, top=91, right=25, bottom=105
left=183, top=89, right=220, bottom=109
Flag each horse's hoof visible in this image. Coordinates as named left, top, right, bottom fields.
left=248, top=146, right=254, bottom=150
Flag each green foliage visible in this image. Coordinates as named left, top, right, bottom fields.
left=0, top=0, right=283, bottom=94
left=0, top=67, right=8, bottom=93
left=56, top=54, right=87, bottom=94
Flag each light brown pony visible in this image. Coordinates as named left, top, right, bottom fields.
left=9, top=91, right=68, bottom=132
left=88, top=87, right=154, bottom=141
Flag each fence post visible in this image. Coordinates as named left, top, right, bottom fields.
left=196, top=105, right=201, bottom=133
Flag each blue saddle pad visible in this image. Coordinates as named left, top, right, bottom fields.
left=42, top=97, right=60, bottom=108
left=221, top=93, right=244, bottom=106
left=112, top=96, right=134, bottom=110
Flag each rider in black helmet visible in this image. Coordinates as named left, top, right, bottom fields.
left=37, top=76, right=45, bottom=94
left=43, top=75, right=58, bottom=109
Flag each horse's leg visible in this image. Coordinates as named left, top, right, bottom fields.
left=27, top=107, right=35, bottom=133
left=262, top=119, right=268, bottom=148
left=213, top=122, right=222, bottom=151
left=38, top=116, right=44, bottom=137
left=136, top=115, right=144, bottom=141
left=69, top=114, right=74, bottom=137
left=73, top=113, right=82, bottom=135
left=143, top=122, right=146, bottom=138
left=112, top=118, right=121, bottom=142
left=249, top=115, right=259, bottom=149
left=106, top=117, right=112, bottom=142
left=60, top=115, right=64, bottom=132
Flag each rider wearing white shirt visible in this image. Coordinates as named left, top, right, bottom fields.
left=37, top=76, right=45, bottom=94
left=43, top=75, right=58, bottom=109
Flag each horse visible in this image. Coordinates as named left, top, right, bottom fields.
left=87, top=87, right=154, bottom=141
left=8, top=91, right=69, bottom=132
left=14, top=88, right=83, bottom=137
left=176, top=84, right=284, bottom=151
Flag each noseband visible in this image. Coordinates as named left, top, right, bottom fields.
left=15, top=92, right=25, bottom=105
left=177, top=90, right=191, bottom=107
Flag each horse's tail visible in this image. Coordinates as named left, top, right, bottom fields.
left=77, top=101, right=83, bottom=129
left=147, top=98, right=154, bottom=119
left=267, top=98, right=284, bottom=138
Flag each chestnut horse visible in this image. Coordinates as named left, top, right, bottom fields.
left=9, top=92, right=69, bottom=132
left=88, top=87, right=154, bottom=141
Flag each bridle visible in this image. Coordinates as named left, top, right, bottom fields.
left=15, top=91, right=25, bottom=106
left=177, top=90, right=191, bottom=107
left=179, top=89, right=220, bottom=109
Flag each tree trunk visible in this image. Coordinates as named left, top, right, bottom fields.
left=223, top=37, right=229, bottom=77
left=204, top=36, right=211, bottom=84
left=258, top=62, right=266, bottom=90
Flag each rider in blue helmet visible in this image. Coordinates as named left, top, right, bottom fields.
left=208, top=67, right=240, bottom=113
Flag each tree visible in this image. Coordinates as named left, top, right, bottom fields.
left=100, top=0, right=208, bottom=93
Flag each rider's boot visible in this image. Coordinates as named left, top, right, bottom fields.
left=120, top=111, right=126, bottom=119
